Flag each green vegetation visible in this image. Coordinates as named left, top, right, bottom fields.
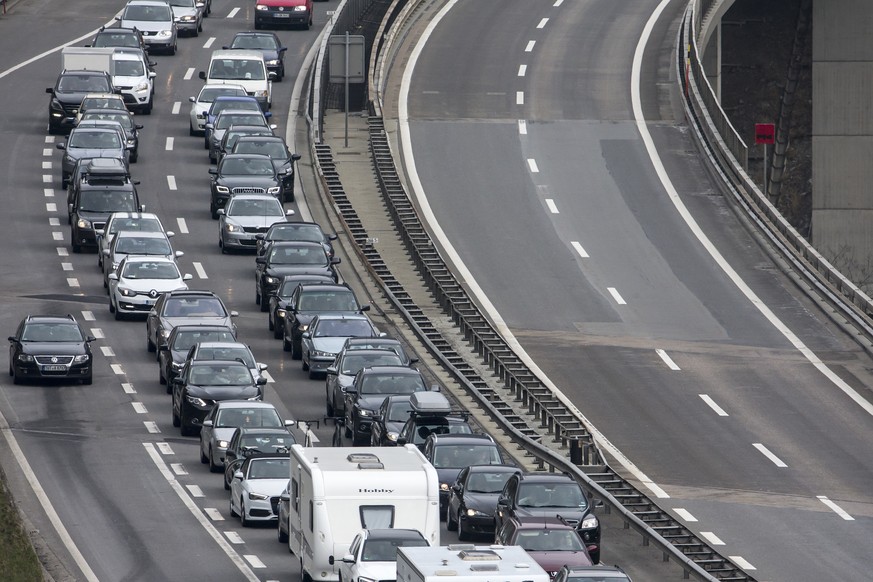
left=0, top=469, right=43, bottom=582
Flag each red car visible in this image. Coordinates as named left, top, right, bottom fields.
left=495, top=516, right=593, bottom=580
left=254, top=0, right=312, bottom=30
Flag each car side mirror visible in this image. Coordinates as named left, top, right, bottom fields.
left=95, top=229, right=105, bottom=237
left=328, top=556, right=335, bottom=566
left=136, top=124, right=144, bottom=130
left=430, top=385, right=441, bottom=392
left=278, top=47, right=287, bottom=53
left=174, top=251, right=184, bottom=258
left=291, top=153, right=301, bottom=161
left=230, top=311, right=239, bottom=318
left=216, top=209, right=225, bottom=216
left=285, top=209, right=295, bottom=216
left=342, top=554, right=355, bottom=564
left=148, top=72, right=156, bottom=79
left=183, top=274, right=193, bottom=281
left=198, top=71, right=206, bottom=80
left=166, top=231, right=175, bottom=238
left=46, top=87, right=54, bottom=94
left=255, top=233, right=266, bottom=240
left=280, top=492, right=290, bottom=501
left=269, top=124, right=277, bottom=130
left=330, top=258, right=341, bottom=265
left=202, top=420, right=213, bottom=427
left=359, top=305, right=370, bottom=312
left=208, top=168, right=217, bottom=175
left=396, top=437, right=406, bottom=446
left=108, top=273, right=118, bottom=281
left=451, top=484, right=461, bottom=493
left=284, top=419, right=294, bottom=428
left=256, top=377, right=267, bottom=386
left=139, top=204, right=146, bottom=212
left=233, top=471, right=243, bottom=480
left=189, top=96, right=196, bottom=103
left=409, top=357, right=420, bottom=365
left=326, top=367, right=337, bottom=375
left=255, top=256, right=266, bottom=264
left=268, top=72, right=277, bottom=80
left=301, top=332, right=310, bottom=339
left=56, top=143, right=66, bottom=150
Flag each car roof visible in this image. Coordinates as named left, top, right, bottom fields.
left=298, top=283, right=352, bottom=292
left=314, top=313, right=370, bottom=322
left=193, top=341, right=251, bottom=350
left=359, top=365, right=421, bottom=376
left=465, top=464, right=520, bottom=473
left=122, top=255, right=177, bottom=264
left=165, top=290, right=220, bottom=298
left=269, top=240, right=325, bottom=249
left=170, top=324, right=234, bottom=333
left=107, top=211, right=160, bottom=221
left=513, top=516, right=579, bottom=530
left=429, top=434, right=495, bottom=445
left=114, top=230, right=169, bottom=239
left=212, top=400, right=277, bottom=409
left=559, top=565, right=628, bottom=577
left=200, top=83, right=247, bottom=92
left=189, top=359, right=250, bottom=368
left=210, top=49, right=265, bottom=60
left=235, top=427, right=292, bottom=436
left=341, top=349, right=399, bottom=359
left=221, top=153, right=273, bottom=162
left=215, top=108, right=265, bottom=117
left=81, top=108, right=133, bottom=117
left=515, top=472, right=578, bottom=484
left=228, top=193, right=280, bottom=202
left=24, top=315, right=79, bottom=325
left=82, top=92, right=123, bottom=100
left=225, top=125, right=273, bottom=134
left=125, top=0, right=172, bottom=7
left=234, top=135, right=285, bottom=143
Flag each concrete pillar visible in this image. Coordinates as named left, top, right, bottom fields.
left=703, top=22, right=722, bottom=101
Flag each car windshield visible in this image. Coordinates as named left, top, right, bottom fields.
left=297, top=290, right=357, bottom=312
left=189, top=364, right=252, bottom=385
left=411, top=421, right=472, bottom=445
left=210, top=100, right=260, bottom=118
left=199, top=87, right=247, bottom=104
left=240, top=434, right=294, bottom=453
left=277, top=277, right=330, bottom=297
left=518, top=483, right=588, bottom=509
left=115, top=236, right=171, bottom=255
left=234, top=140, right=287, bottom=158
left=269, top=224, right=323, bottom=243
left=431, top=444, right=501, bottom=469
left=340, top=353, right=402, bottom=376
left=58, top=75, right=110, bottom=92
left=231, top=35, right=279, bottom=50
left=227, top=198, right=283, bottom=217
left=68, top=130, right=121, bottom=149
left=220, top=157, right=274, bottom=175
left=171, top=329, right=235, bottom=350
left=313, top=319, right=372, bottom=339
left=386, top=401, right=413, bottom=422
left=78, top=190, right=137, bottom=212
left=215, top=408, right=282, bottom=428
left=114, top=60, right=145, bottom=76
left=346, top=341, right=404, bottom=360
left=108, top=217, right=161, bottom=234
left=121, top=261, right=180, bottom=280
left=81, top=97, right=126, bottom=111
left=209, top=59, right=266, bottom=81
left=268, top=246, right=327, bottom=266
left=359, top=373, right=425, bottom=395
left=82, top=112, right=133, bottom=130
left=169, top=0, right=195, bottom=6
left=94, top=33, right=140, bottom=48
left=124, top=5, right=171, bottom=21
left=466, top=471, right=515, bottom=494
left=216, top=113, right=265, bottom=130
left=163, top=297, right=227, bottom=317
left=360, top=538, right=427, bottom=562
left=515, top=529, right=585, bottom=552
left=246, top=458, right=289, bottom=479
left=21, top=323, right=83, bottom=342
left=196, top=347, right=255, bottom=367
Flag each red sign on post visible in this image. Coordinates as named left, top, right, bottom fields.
left=755, top=123, right=775, bottom=145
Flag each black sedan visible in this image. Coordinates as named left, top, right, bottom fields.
left=255, top=220, right=337, bottom=258
left=224, top=31, right=287, bottom=81
left=8, top=315, right=96, bottom=385
left=171, top=360, right=265, bottom=436
left=267, top=273, right=335, bottom=337
left=232, top=135, right=300, bottom=202
left=158, top=324, right=236, bottom=391
left=447, top=464, right=522, bottom=540
left=209, top=153, right=284, bottom=219
left=368, top=394, right=413, bottom=446
left=254, top=241, right=340, bottom=306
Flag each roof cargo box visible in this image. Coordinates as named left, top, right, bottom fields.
left=410, top=392, right=452, bottom=415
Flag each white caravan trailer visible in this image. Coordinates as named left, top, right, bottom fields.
left=396, top=544, right=549, bottom=582
left=286, top=444, right=440, bottom=582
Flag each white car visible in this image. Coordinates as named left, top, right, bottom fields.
left=96, top=212, right=170, bottom=271
left=103, top=230, right=181, bottom=289
left=339, top=529, right=430, bottom=582
left=198, top=400, right=290, bottom=472
left=107, top=256, right=192, bottom=319
left=111, top=49, right=156, bottom=114
left=167, top=0, right=204, bottom=36
left=188, top=83, right=247, bottom=136
left=229, top=454, right=290, bottom=526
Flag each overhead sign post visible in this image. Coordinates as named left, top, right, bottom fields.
left=755, top=123, right=775, bottom=193
left=329, top=33, right=365, bottom=147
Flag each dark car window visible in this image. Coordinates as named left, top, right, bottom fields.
left=114, top=60, right=145, bottom=76
left=227, top=198, right=283, bottom=217
left=340, top=353, right=402, bottom=375
left=216, top=113, right=264, bottom=129
left=115, top=237, right=171, bottom=255
left=220, top=157, right=274, bottom=175
left=69, top=130, right=121, bottom=149
left=246, top=458, right=289, bottom=479
left=515, top=529, right=585, bottom=552
left=432, top=444, right=501, bottom=469
left=313, top=319, right=372, bottom=338
left=164, top=297, right=227, bottom=317
left=231, top=35, right=279, bottom=50
left=171, top=329, right=235, bottom=350
left=517, top=483, right=587, bottom=509
left=269, top=224, right=324, bottom=243
left=269, top=246, right=327, bottom=265
left=466, top=471, right=515, bottom=494
left=21, top=323, right=84, bottom=342
left=200, top=87, right=247, bottom=103
left=108, top=217, right=161, bottom=234
left=210, top=100, right=261, bottom=117
left=189, top=364, right=251, bottom=385
left=360, top=538, right=427, bottom=562
left=121, top=261, right=180, bottom=280
left=215, top=408, right=281, bottom=428
left=124, top=4, right=172, bottom=20
left=233, top=141, right=287, bottom=159
left=411, top=420, right=472, bottom=445
left=58, top=75, right=110, bottom=92
left=196, top=347, right=255, bottom=367
left=386, top=400, right=413, bottom=422
left=359, top=373, right=425, bottom=395
left=93, top=33, right=140, bottom=48
left=239, top=433, right=294, bottom=452
left=297, top=290, right=356, bottom=311
left=82, top=112, right=134, bottom=130
left=78, top=191, right=137, bottom=212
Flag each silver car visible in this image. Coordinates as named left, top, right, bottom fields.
left=118, top=0, right=178, bottom=55
left=218, top=194, right=293, bottom=253
left=301, top=314, right=382, bottom=380
left=199, top=401, right=290, bottom=472
left=167, top=0, right=204, bottom=36
left=96, top=212, right=170, bottom=272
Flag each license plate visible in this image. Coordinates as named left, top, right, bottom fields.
left=43, top=365, right=66, bottom=372
left=274, top=13, right=290, bottom=17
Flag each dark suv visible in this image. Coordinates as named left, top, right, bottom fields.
left=8, top=315, right=96, bottom=385
left=47, top=70, right=115, bottom=135
left=280, top=282, right=363, bottom=357
left=67, top=160, right=142, bottom=253
left=208, top=153, right=283, bottom=218
left=158, top=324, right=237, bottom=390
left=146, top=290, right=238, bottom=354
left=344, top=366, right=432, bottom=445
left=494, top=472, right=600, bottom=563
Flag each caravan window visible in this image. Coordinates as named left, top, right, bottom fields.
left=292, top=479, right=299, bottom=512
left=359, top=505, right=394, bottom=529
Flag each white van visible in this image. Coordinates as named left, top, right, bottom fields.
left=199, top=49, right=272, bottom=110
left=284, top=444, right=440, bottom=582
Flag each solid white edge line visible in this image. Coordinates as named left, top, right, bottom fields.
left=398, top=0, right=670, bottom=500
left=143, top=443, right=260, bottom=581
left=699, top=394, right=729, bottom=416
left=752, top=443, right=787, bottom=467
left=631, top=0, right=873, bottom=419
left=817, top=495, right=854, bottom=520
left=655, top=349, right=680, bottom=370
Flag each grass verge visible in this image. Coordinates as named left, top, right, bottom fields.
left=0, top=465, right=43, bottom=582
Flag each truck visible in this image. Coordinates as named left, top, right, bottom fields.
left=61, top=47, right=117, bottom=74
left=396, top=544, right=550, bottom=582
left=284, top=444, right=440, bottom=582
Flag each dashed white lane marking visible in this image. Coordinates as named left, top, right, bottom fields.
left=100, top=346, right=115, bottom=357
left=167, top=175, right=177, bottom=190
left=61, top=263, right=73, bottom=271
left=43, top=148, right=52, bottom=156
left=699, top=394, right=729, bottom=416
left=144, top=421, right=160, bottom=433
left=46, top=203, right=57, bottom=212
left=44, top=188, right=53, bottom=197
left=753, top=443, right=787, bottom=468
left=166, top=137, right=174, bottom=151
left=525, top=40, right=536, bottom=52
left=545, top=199, right=559, bottom=214
left=52, top=232, right=64, bottom=241
left=817, top=496, right=854, bottom=520
left=700, top=531, right=725, bottom=546
left=172, top=101, right=181, bottom=115
left=44, top=136, right=54, bottom=143
left=655, top=349, right=680, bottom=370
left=526, top=158, right=539, bottom=173
left=243, top=555, right=265, bottom=569
left=203, top=37, right=215, bottom=48
left=183, top=67, right=195, bottom=80
left=56, top=247, right=68, bottom=256
left=171, top=463, right=188, bottom=476
left=50, top=218, right=60, bottom=226
left=122, top=382, right=135, bottom=394
left=43, top=175, right=52, bottom=183
left=90, top=328, right=104, bottom=339
left=81, top=311, right=95, bottom=321
left=67, top=278, right=79, bottom=288
left=186, top=485, right=205, bottom=498
left=132, top=402, right=147, bottom=414
left=227, top=7, right=240, bottom=17
left=607, top=287, right=626, bottom=305
left=193, top=262, right=208, bottom=279
left=157, top=442, right=174, bottom=455
left=177, top=217, right=189, bottom=234
left=554, top=0, right=564, bottom=6
left=673, top=508, right=697, bottom=522
left=42, top=161, right=52, bottom=169
left=516, top=91, right=524, bottom=105
left=225, top=531, right=245, bottom=544
left=537, top=17, right=549, bottom=28
left=571, top=241, right=589, bottom=258
left=729, top=556, right=755, bottom=570
left=204, top=508, right=224, bottom=521
left=517, top=64, right=527, bottom=77
left=518, top=120, right=527, bottom=135
left=110, top=364, right=124, bottom=375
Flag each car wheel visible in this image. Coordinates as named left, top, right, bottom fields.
left=210, top=204, right=218, bottom=220
left=282, top=335, right=292, bottom=352
left=344, top=418, right=352, bottom=438
left=130, top=152, right=138, bottom=162
left=71, top=241, right=81, bottom=254
left=255, top=289, right=260, bottom=305
left=259, top=296, right=268, bottom=312
left=159, top=365, right=166, bottom=385
left=172, top=405, right=180, bottom=427
left=11, top=368, right=20, bottom=385
left=108, top=297, right=115, bottom=314
left=224, top=472, right=230, bottom=491
left=308, top=367, right=318, bottom=380
left=301, top=561, right=312, bottom=582
left=169, top=44, right=177, bottom=56
left=446, top=507, right=458, bottom=532
left=113, top=305, right=123, bottom=321
left=302, top=355, right=309, bottom=372
left=180, top=409, right=195, bottom=436
left=278, top=522, right=288, bottom=543
left=326, top=394, right=333, bottom=417
left=457, top=512, right=471, bottom=541
left=189, top=123, right=195, bottom=137
left=147, top=333, right=156, bottom=352
left=219, top=238, right=226, bottom=254
left=273, top=320, right=283, bottom=340
left=81, top=375, right=92, bottom=386
left=268, top=311, right=274, bottom=331
left=198, top=20, right=203, bottom=32
left=229, top=497, right=239, bottom=518
left=209, top=447, right=222, bottom=473
left=254, top=21, right=261, bottom=30
left=291, top=339, right=302, bottom=360
left=240, top=498, right=250, bottom=527
left=200, top=445, right=208, bottom=464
